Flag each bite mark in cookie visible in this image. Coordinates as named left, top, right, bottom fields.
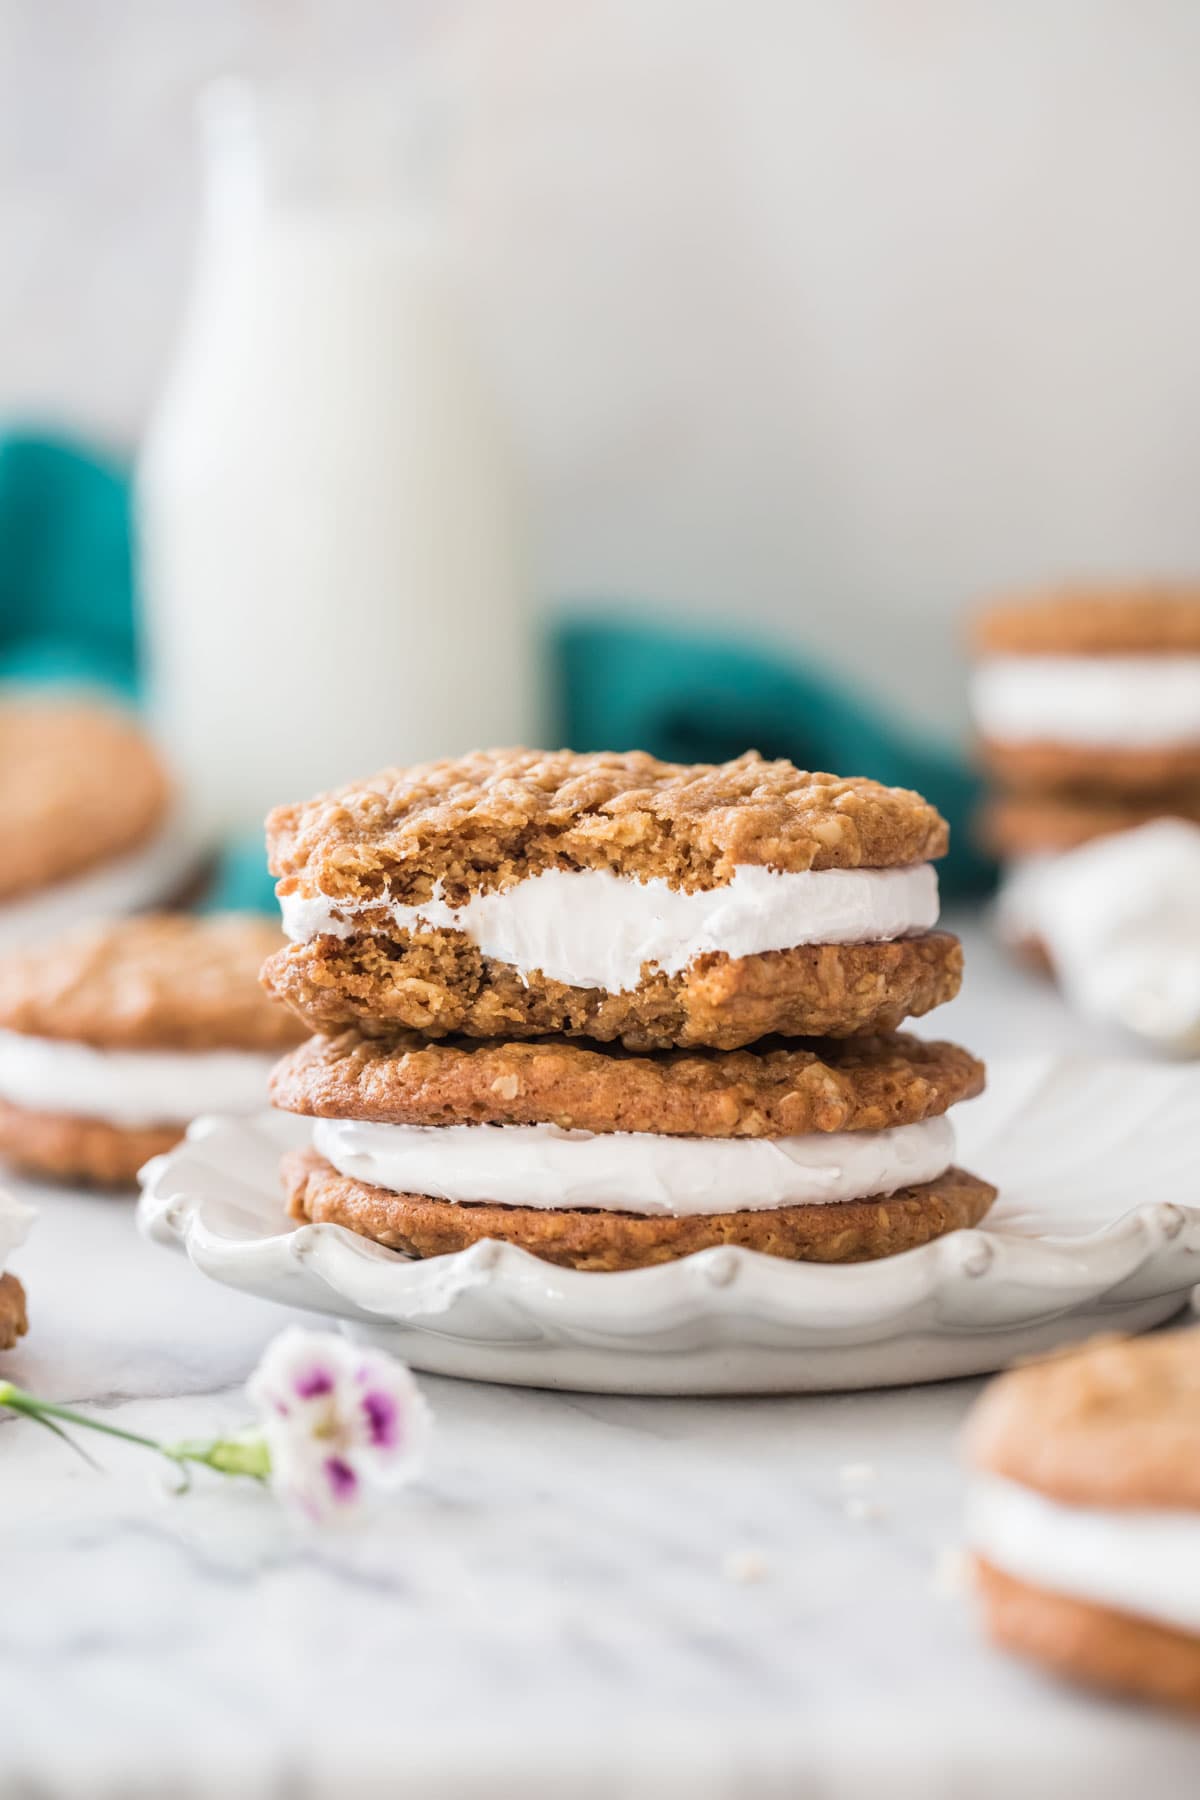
left=264, top=749, right=956, bottom=1047
left=268, top=748, right=951, bottom=900
left=263, top=929, right=963, bottom=1049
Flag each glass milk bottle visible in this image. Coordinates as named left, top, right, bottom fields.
left=137, top=83, right=534, bottom=841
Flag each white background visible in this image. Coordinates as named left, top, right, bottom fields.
left=4, top=0, right=1200, bottom=724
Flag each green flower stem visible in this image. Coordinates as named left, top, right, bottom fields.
left=0, top=1382, right=270, bottom=1483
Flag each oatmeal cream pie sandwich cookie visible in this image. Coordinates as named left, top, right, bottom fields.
left=0, top=915, right=305, bottom=1186
left=263, top=749, right=961, bottom=1049
left=965, top=1329, right=1200, bottom=1714
left=969, top=583, right=1200, bottom=795
left=272, top=1029, right=994, bottom=1271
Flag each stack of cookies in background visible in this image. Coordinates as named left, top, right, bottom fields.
left=0, top=915, right=304, bottom=1187
left=968, top=586, right=1200, bottom=1049
left=262, top=749, right=995, bottom=1271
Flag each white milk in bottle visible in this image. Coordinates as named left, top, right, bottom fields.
left=137, top=83, right=534, bottom=840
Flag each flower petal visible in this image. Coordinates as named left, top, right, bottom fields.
left=325, top=1456, right=359, bottom=1505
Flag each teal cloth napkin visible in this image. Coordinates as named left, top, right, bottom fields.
left=555, top=614, right=991, bottom=896
left=0, top=433, right=992, bottom=908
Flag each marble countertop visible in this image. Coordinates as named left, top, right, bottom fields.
left=2, top=918, right=1197, bottom=1799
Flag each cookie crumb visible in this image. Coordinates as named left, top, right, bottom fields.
left=722, top=1548, right=768, bottom=1584
left=843, top=1495, right=885, bottom=1523
left=930, top=1545, right=970, bottom=1599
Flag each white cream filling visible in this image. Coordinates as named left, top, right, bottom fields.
left=280, top=862, right=940, bottom=993
left=967, top=1475, right=1200, bottom=1639
left=995, top=819, right=1200, bottom=1049
left=0, top=1191, right=34, bottom=1272
left=311, top=1113, right=956, bottom=1217
left=0, top=1030, right=280, bottom=1130
left=970, top=654, right=1200, bottom=748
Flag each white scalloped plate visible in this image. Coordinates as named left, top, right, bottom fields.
left=137, top=1055, right=1200, bottom=1394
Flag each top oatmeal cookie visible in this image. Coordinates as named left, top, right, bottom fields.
left=0, top=914, right=307, bottom=1052
left=267, top=748, right=949, bottom=905
left=966, top=1329, right=1200, bottom=1512
left=0, top=700, right=171, bottom=901
left=972, top=585, right=1200, bottom=657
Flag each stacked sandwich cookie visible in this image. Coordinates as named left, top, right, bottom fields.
left=966, top=1330, right=1200, bottom=1713
left=968, top=586, right=1200, bottom=1040
left=0, top=915, right=305, bottom=1186
left=970, top=584, right=1200, bottom=807
left=264, top=749, right=995, bottom=1271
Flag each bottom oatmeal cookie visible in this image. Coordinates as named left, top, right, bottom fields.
left=283, top=1148, right=996, bottom=1272
left=271, top=1027, right=993, bottom=1270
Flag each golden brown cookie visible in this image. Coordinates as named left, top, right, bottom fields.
left=265, top=749, right=955, bottom=1047
left=978, top=738, right=1200, bottom=798
left=0, top=914, right=304, bottom=1187
left=0, top=1098, right=179, bottom=1187
left=966, top=1329, right=1200, bottom=1511
left=268, top=748, right=950, bottom=898
left=263, top=929, right=963, bottom=1050
left=978, top=790, right=1200, bottom=858
left=0, top=700, right=171, bottom=901
left=966, top=1330, right=1200, bottom=1712
left=0, top=914, right=306, bottom=1052
left=972, top=584, right=1200, bottom=656
left=974, top=1562, right=1200, bottom=1715
left=283, top=1146, right=996, bottom=1272
left=0, top=1271, right=27, bottom=1349
left=271, top=1028, right=985, bottom=1137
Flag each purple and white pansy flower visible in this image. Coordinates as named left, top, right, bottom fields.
left=248, top=1328, right=432, bottom=1523
left=0, top=1325, right=431, bottom=1525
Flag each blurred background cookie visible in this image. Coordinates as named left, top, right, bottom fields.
left=965, top=1329, right=1200, bottom=1714
left=0, top=698, right=200, bottom=948
left=968, top=587, right=1200, bottom=1049
left=0, top=913, right=304, bottom=1186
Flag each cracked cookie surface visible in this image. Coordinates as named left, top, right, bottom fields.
left=271, top=1028, right=984, bottom=1137
left=263, top=929, right=962, bottom=1049
left=268, top=747, right=949, bottom=905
